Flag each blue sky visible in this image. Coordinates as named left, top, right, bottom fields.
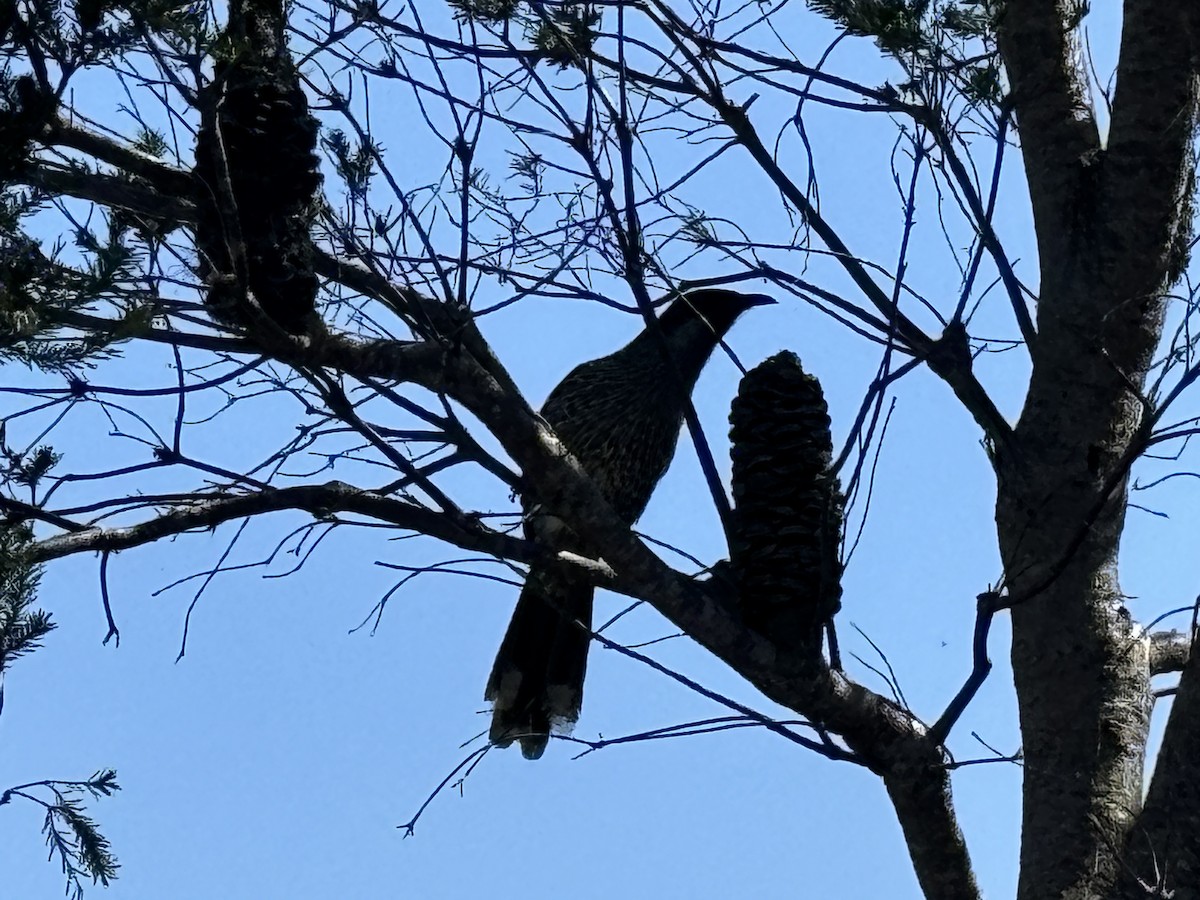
left=6, top=4, right=1191, bottom=898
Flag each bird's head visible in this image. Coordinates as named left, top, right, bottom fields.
left=657, top=288, right=775, bottom=339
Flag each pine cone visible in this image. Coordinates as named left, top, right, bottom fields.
left=729, top=351, right=843, bottom=653
left=193, top=2, right=321, bottom=334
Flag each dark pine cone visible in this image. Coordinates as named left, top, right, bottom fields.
left=193, top=5, right=321, bottom=335
left=729, top=351, right=843, bottom=653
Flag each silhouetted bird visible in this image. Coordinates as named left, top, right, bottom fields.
left=486, top=289, right=773, bottom=758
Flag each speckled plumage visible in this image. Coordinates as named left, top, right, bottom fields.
left=486, top=289, right=772, bottom=758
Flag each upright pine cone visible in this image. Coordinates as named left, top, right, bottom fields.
left=193, top=0, right=321, bottom=334
left=729, top=351, right=843, bottom=654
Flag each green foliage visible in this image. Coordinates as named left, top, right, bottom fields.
left=0, top=524, right=121, bottom=898
left=130, top=127, right=168, bottom=160
left=447, top=0, right=521, bottom=25
left=809, top=0, right=932, bottom=55
left=961, top=61, right=1001, bottom=105
left=681, top=210, right=718, bottom=247
left=939, top=0, right=999, bottom=38
left=0, top=234, right=50, bottom=340
left=807, top=0, right=1004, bottom=112
left=0, top=1, right=157, bottom=372
left=808, top=0, right=1001, bottom=56
left=109, top=130, right=180, bottom=243
left=0, top=521, right=50, bottom=676
left=6, top=444, right=61, bottom=491
left=509, top=151, right=545, bottom=195
left=123, top=0, right=207, bottom=46
left=1, top=771, right=122, bottom=900
left=0, top=221, right=152, bottom=374
left=74, top=215, right=136, bottom=283
left=40, top=773, right=123, bottom=898
left=0, top=0, right=205, bottom=62
left=0, top=188, right=34, bottom=237
left=322, top=129, right=376, bottom=200
left=529, top=6, right=600, bottom=70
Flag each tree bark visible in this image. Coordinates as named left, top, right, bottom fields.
left=997, top=3, right=1199, bottom=896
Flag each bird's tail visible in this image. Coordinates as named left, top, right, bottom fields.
left=485, top=573, right=593, bottom=759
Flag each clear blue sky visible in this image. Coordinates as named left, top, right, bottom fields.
left=6, top=5, right=1188, bottom=898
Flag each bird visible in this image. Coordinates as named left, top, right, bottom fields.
left=485, top=288, right=773, bottom=758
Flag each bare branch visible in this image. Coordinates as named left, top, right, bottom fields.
left=22, top=482, right=526, bottom=568
left=1149, top=629, right=1191, bottom=676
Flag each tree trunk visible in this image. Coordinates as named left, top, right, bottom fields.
left=997, top=3, right=1198, bottom=895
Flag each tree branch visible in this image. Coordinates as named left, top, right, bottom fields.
left=996, top=0, right=1101, bottom=249
left=319, top=328, right=983, bottom=900
left=717, top=99, right=1014, bottom=453
left=15, top=57, right=983, bottom=894
left=22, top=162, right=196, bottom=223
left=1112, top=628, right=1200, bottom=896
left=45, top=117, right=195, bottom=195
left=21, top=482, right=526, bottom=567
left=1101, top=3, right=1200, bottom=286
left=1149, top=629, right=1192, bottom=676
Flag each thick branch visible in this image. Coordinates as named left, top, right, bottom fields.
left=23, top=162, right=196, bottom=223
left=23, top=481, right=528, bottom=566
left=45, top=117, right=196, bottom=196
left=994, top=8, right=1196, bottom=898
left=1111, top=630, right=1200, bottom=897
left=19, top=131, right=978, bottom=894
left=815, top=671, right=980, bottom=899
left=1101, top=3, right=1200, bottom=286
left=996, top=1, right=1101, bottom=251
left=1150, top=629, right=1192, bottom=675
left=318, top=331, right=981, bottom=898
left=883, top=747, right=980, bottom=900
